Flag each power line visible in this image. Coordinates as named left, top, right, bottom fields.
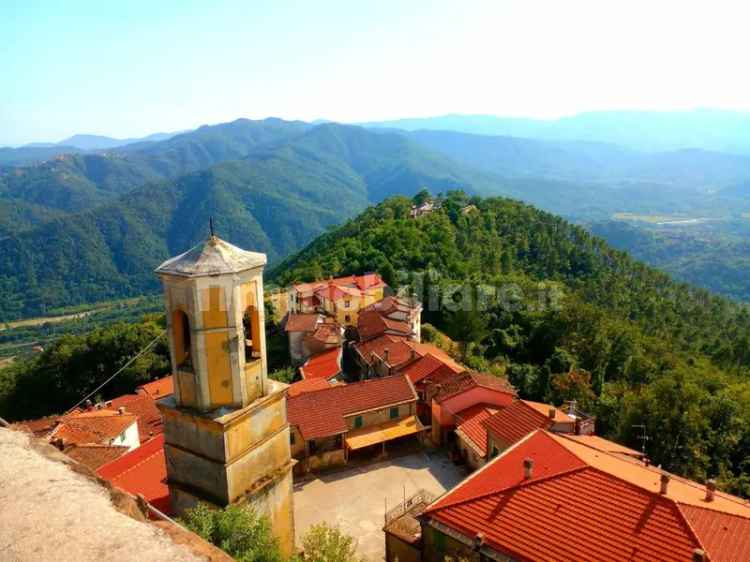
left=65, top=331, right=165, bottom=414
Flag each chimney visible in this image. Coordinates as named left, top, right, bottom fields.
left=660, top=473, right=670, bottom=495
left=473, top=532, right=485, bottom=551
left=692, top=549, right=706, bottom=562
left=705, top=479, right=716, bottom=502
left=548, top=408, right=556, bottom=421
left=523, top=458, right=534, bottom=479
left=117, top=407, right=125, bottom=415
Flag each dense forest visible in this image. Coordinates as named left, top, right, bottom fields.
left=273, top=192, right=750, bottom=496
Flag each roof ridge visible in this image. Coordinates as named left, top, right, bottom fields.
left=674, top=502, right=710, bottom=557
left=678, top=499, right=750, bottom=520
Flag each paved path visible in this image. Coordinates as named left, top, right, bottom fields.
left=293, top=451, right=465, bottom=561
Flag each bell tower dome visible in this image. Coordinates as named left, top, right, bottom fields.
left=155, top=234, right=295, bottom=555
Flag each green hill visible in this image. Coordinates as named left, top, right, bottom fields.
left=0, top=123, right=495, bottom=320
left=273, top=192, right=750, bottom=494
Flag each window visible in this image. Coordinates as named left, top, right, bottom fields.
left=354, top=416, right=363, bottom=428
left=309, top=439, right=317, bottom=453
left=290, top=432, right=295, bottom=445
left=345, top=315, right=351, bottom=323
left=389, top=407, right=399, bottom=420
left=491, top=446, right=499, bottom=458
left=344, top=300, right=351, bottom=308
left=173, top=310, right=192, bottom=369
left=243, top=306, right=259, bottom=360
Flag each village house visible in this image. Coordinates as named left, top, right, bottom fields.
left=49, top=408, right=140, bottom=453
left=299, top=346, right=343, bottom=382
left=394, top=429, right=750, bottom=562
left=284, top=312, right=343, bottom=365
left=410, top=200, right=439, bottom=218
left=287, top=374, right=423, bottom=473
left=358, top=295, right=422, bottom=342
left=428, top=371, right=516, bottom=447
left=288, top=273, right=388, bottom=326
left=352, top=334, right=462, bottom=380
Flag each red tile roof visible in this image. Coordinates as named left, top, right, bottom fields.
left=353, top=334, right=414, bottom=367
left=482, top=400, right=569, bottom=449
left=300, top=347, right=342, bottom=380
left=105, top=393, right=165, bottom=442
left=50, top=409, right=137, bottom=446
left=136, top=376, right=173, bottom=399
left=287, top=375, right=417, bottom=440
left=357, top=309, right=411, bottom=341
left=363, top=295, right=418, bottom=316
left=285, top=313, right=320, bottom=332
left=63, top=443, right=129, bottom=471
left=426, top=430, right=750, bottom=562
left=97, top=434, right=170, bottom=515
left=293, top=273, right=387, bottom=301
left=304, top=322, right=342, bottom=346
left=287, top=378, right=333, bottom=398
left=401, top=354, right=446, bottom=384
left=433, top=371, right=516, bottom=404
left=454, top=404, right=499, bottom=457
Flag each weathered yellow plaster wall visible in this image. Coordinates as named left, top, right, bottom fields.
left=205, top=331, right=233, bottom=406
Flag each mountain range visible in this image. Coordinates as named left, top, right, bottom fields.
left=5, top=112, right=750, bottom=319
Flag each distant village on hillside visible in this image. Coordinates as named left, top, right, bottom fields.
left=4, top=225, right=749, bottom=562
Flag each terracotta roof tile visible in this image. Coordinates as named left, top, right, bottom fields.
left=285, top=313, right=320, bottom=332
left=300, top=347, right=342, bottom=380
left=287, top=375, right=417, bottom=440
left=454, top=404, right=499, bottom=457
left=287, top=378, right=333, bottom=398
left=426, top=430, right=750, bottom=562
left=401, top=354, right=446, bottom=384
left=433, top=371, right=516, bottom=404
left=294, top=274, right=387, bottom=302
left=136, top=376, right=173, bottom=399
left=96, top=434, right=170, bottom=515
left=353, top=335, right=413, bottom=367
left=482, top=399, right=553, bottom=448
left=357, top=310, right=411, bottom=341
left=105, top=394, right=165, bottom=442
left=51, top=410, right=137, bottom=446
left=63, top=443, right=129, bottom=471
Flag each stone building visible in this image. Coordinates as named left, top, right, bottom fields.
left=155, top=234, right=295, bottom=555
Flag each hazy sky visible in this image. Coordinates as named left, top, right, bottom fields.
left=2, top=0, right=749, bottom=145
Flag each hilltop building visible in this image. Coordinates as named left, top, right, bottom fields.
left=154, top=234, right=295, bottom=555
left=288, top=273, right=388, bottom=326
left=284, top=313, right=343, bottom=365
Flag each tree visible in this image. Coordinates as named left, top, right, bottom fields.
left=412, top=188, right=431, bottom=207
left=181, top=503, right=283, bottom=562
left=301, top=523, right=362, bottom=562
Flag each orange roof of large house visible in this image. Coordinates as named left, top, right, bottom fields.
left=425, top=430, right=750, bottom=562
left=304, top=322, right=342, bottom=346
left=104, top=393, right=165, bottom=442
left=353, top=334, right=414, bottom=367
left=50, top=409, right=137, bottom=446
left=287, top=378, right=333, bottom=398
left=357, top=309, right=412, bottom=341
left=400, top=353, right=447, bottom=384
left=300, top=347, right=342, bottom=380
left=293, top=273, right=387, bottom=300
left=63, top=443, right=129, bottom=471
left=482, top=399, right=571, bottom=448
left=136, top=376, right=173, bottom=399
left=432, top=371, right=516, bottom=404
left=97, top=434, right=170, bottom=515
left=454, top=404, right=499, bottom=457
left=285, top=313, right=321, bottom=332
left=287, top=375, right=417, bottom=440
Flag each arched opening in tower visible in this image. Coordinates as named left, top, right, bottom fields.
left=243, top=306, right=260, bottom=361
left=173, top=309, right=192, bottom=369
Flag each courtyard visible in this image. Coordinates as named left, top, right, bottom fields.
left=293, top=450, right=465, bottom=561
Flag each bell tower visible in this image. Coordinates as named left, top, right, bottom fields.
left=155, top=234, right=295, bottom=554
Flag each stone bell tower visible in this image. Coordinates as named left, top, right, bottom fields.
left=155, top=233, right=295, bottom=554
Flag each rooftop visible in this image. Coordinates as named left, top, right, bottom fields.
left=426, top=430, right=750, bottom=562
left=136, top=376, right=174, bottom=399
left=357, top=309, right=412, bottom=341
left=63, top=443, right=129, bottom=471
left=284, top=312, right=321, bottom=332
left=454, top=403, right=499, bottom=457
left=287, top=375, right=417, bottom=440
left=300, top=347, right=342, bottom=380
left=155, top=235, right=266, bottom=277
left=50, top=409, right=137, bottom=446
left=97, top=434, right=170, bottom=515
left=287, top=378, right=333, bottom=398
left=482, top=399, right=571, bottom=448
left=432, top=371, right=516, bottom=404
left=104, top=393, right=165, bottom=442
left=293, top=273, right=388, bottom=299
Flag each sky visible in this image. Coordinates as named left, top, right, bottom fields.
left=2, top=0, right=749, bottom=145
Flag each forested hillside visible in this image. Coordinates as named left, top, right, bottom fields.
left=0, top=123, right=495, bottom=320
left=274, top=192, right=750, bottom=496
